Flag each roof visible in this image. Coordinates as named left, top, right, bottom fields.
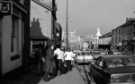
left=30, top=18, right=49, bottom=40
left=99, top=32, right=112, bottom=38
left=115, top=18, right=135, bottom=29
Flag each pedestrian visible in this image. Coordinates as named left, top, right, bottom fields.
left=40, top=44, right=47, bottom=75
left=70, top=49, right=76, bottom=66
left=35, top=43, right=43, bottom=75
left=38, top=43, right=45, bottom=75
left=64, top=49, right=74, bottom=71
left=42, top=40, right=56, bottom=81
left=54, top=47, right=64, bottom=75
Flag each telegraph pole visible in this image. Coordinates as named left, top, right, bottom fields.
left=52, top=0, right=57, bottom=42
left=66, top=0, right=69, bottom=50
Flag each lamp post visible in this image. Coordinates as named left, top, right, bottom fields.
left=51, top=0, right=57, bottom=40
left=66, top=0, right=69, bottom=50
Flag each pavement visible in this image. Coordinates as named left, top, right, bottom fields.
left=0, top=64, right=87, bottom=84
left=0, top=64, right=43, bottom=84
left=38, top=68, right=86, bottom=84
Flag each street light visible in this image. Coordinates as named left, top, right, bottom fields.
left=66, top=0, right=69, bottom=50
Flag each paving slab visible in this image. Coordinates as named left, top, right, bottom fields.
left=38, top=68, right=85, bottom=84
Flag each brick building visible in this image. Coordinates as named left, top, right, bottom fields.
left=112, top=18, right=135, bottom=54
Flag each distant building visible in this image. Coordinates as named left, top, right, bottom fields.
left=62, top=31, right=82, bottom=49
left=112, top=18, right=135, bottom=54
left=96, top=28, right=102, bottom=39
left=90, top=28, right=102, bottom=49
left=99, top=32, right=112, bottom=49
left=112, top=18, right=135, bottom=47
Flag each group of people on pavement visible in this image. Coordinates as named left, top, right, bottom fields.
left=35, top=40, right=111, bottom=84
left=35, top=40, right=76, bottom=81
left=54, top=47, right=76, bottom=74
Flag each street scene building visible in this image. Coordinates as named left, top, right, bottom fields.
left=112, top=18, right=135, bottom=54
left=30, top=18, right=49, bottom=59
left=1, top=0, right=135, bottom=84
left=99, top=32, right=112, bottom=50
left=0, top=0, right=30, bottom=75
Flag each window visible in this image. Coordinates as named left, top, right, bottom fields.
left=11, top=16, right=19, bottom=52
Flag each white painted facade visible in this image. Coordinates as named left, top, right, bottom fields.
left=0, top=15, right=24, bottom=74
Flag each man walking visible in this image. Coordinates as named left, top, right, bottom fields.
left=54, top=47, right=64, bottom=75
left=64, top=49, right=75, bottom=71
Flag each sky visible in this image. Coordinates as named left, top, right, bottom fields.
left=56, top=0, right=135, bottom=36
left=31, top=0, right=135, bottom=38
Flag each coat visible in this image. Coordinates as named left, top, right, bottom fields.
left=44, top=46, right=56, bottom=75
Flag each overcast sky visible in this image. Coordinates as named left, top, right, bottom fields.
left=56, top=0, right=135, bottom=36
left=31, top=0, right=135, bottom=37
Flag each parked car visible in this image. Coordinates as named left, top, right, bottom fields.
left=113, top=51, right=122, bottom=55
left=74, top=51, right=94, bottom=64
